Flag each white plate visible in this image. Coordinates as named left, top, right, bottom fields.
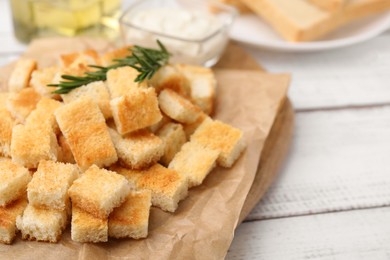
left=229, top=12, right=390, bottom=52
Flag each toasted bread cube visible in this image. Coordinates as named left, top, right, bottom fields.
left=111, top=88, right=162, bottom=135
left=175, top=64, right=216, bottom=115
left=191, top=119, right=246, bottom=168
left=109, top=128, right=164, bottom=170
left=106, top=66, right=147, bottom=99
left=149, top=65, right=191, bottom=97
left=68, top=165, right=130, bottom=218
left=29, top=66, right=61, bottom=99
left=113, top=164, right=188, bottom=212
left=0, top=160, right=31, bottom=206
left=0, top=110, right=15, bottom=157
left=158, top=89, right=202, bottom=124
left=157, top=123, right=187, bottom=166
left=11, top=123, right=59, bottom=169
left=6, top=88, right=42, bottom=123
left=8, top=59, right=37, bottom=92
left=0, top=197, right=28, bottom=244
left=16, top=204, right=68, bottom=242
left=108, top=190, right=151, bottom=239
left=148, top=112, right=171, bottom=133
left=55, top=97, right=117, bottom=170
left=169, top=142, right=219, bottom=188
left=57, top=134, right=75, bottom=164
left=0, top=93, right=9, bottom=111
left=71, top=206, right=108, bottom=243
left=61, top=81, right=112, bottom=119
left=25, top=97, right=62, bottom=134
left=27, top=161, right=79, bottom=210
left=100, top=47, right=131, bottom=66
left=59, top=50, right=100, bottom=68
left=182, top=113, right=208, bottom=139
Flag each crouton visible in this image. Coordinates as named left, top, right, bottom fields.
left=0, top=93, right=9, bottom=111
left=191, top=119, right=246, bottom=167
left=11, top=123, right=59, bottom=169
left=182, top=113, right=208, bottom=139
left=100, top=46, right=131, bottom=66
left=109, top=128, right=164, bottom=170
left=0, top=160, right=30, bottom=206
left=71, top=206, right=108, bottom=243
left=0, top=197, right=28, bottom=244
left=113, top=164, right=188, bottom=212
left=59, top=50, right=100, bottom=68
left=169, top=142, right=219, bottom=188
left=55, top=97, right=117, bottom=170
left=61, top=81, right=112, bottom=119
left=6, top=88, right=42, bottom=123
left=108, top=190, right=151, bottom=239
left=68, top=165, right=130, bottom=218
left=16, top=204, right=68, bottom=242
left=148, top=112, right=171, bottom=133
left=106, top=66, right=148, bottom=99
left=149, top=65, right=191, bottom=97
left=157, top=123, right=187, bottom=166
left=110, top=88, right=162, bottom=135
left=25, top=97, right=62, bottom=134
left=0, top=110, right=15, bottom=157
left=175, top=64, right=217, bottom=115
left=27, top=160, right=79, bottom=211
left=29, top=66, right=61, bottom=99
left=57, top=134, right=75, bottom=164
left=8, top=59, right=37, bottom=92
left=158, top=89, right=202, bottom=124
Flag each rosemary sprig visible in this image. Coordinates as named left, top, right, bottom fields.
left=48, top=40, right=170, bottom=94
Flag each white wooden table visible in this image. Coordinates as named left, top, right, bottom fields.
left=2, top=1, right=390, bottom=259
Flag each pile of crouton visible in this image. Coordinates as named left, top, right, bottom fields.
left=0, top=47, right=246, bottom=244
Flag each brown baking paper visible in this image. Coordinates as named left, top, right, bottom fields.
left=0, top=38, right=290, bottom=260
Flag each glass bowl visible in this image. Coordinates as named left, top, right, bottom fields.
left=119, top=0, right=237, bottom=67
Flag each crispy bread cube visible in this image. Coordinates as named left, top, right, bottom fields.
left=59, top=50, right=100, bottom=68
left=191, top=119, right=246, bottom=168
left=27, top=160, right=79, bottom=210
left=0, top=110, right=15, bottom=157
left=6, top=88, right=42, bottom=123
left=0, top=160, right=31, bottom=206
left=71, top=206, right=108, bottom=243
left=0, top=197, right=28, bottom=244
left=169, top=142, right=219, bottom=188
left=68, top=165, right=130, bottom=218
left=106, top=66, right=147, bottom=99
left=8, top=59, right=37, bottom=92
left=16, top=204, right=68, bottom=242
left=149, top=112, right=171, bottom=133
left=111, top=88, right=162, bottom=135
left=61, top=81, right=112, bottom=119
left=11, top=123, right=59, bottom=169
left=25, top=97, right=62, bottom=134
left=113, top=164, right=188, bottom=212
left=108, top=190, right=151, bottom=239
left=57, top=134, right=76, bottom=164
left=158, top=89, right=202, bottom=124
left=157, top=123, right=187, bottom=166
left=0, top=93, right=9, bottom=110
left=149, top=65, right=191, bottom=97
left=55, top=97, right=117, bottom=170
left=29, top=66, right=60, bottom=99
left=109, top=128, right=164, bottom=170
left=182, top=113, right=208, bottom=139
left=101, top=46, right=131, bottom=66
left=175, top=64, right=217, bottom=115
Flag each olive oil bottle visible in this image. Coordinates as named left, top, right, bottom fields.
left=10, top=0, right=121, bottom=43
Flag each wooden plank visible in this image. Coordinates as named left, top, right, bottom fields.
left=246, top=105, right=390, bottom=220
left=228, top=207, right=390, bottom=260
left=243, top=32, right=390, bottom=110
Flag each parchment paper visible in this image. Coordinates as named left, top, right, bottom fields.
left=0, top=38, right=290, bottom=260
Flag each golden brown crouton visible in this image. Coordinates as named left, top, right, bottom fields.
left=55, top=97, right=117, bottom=170
left=59, top=50, right=100, bottom=68
left=71, top=206, right=108, bottom=243
left=25, top=97, right=62, bottom=134
left=100, top=46, right=131, bottom=66
left=0, top=196, right=28, bottom=244
left=68, top=165, right=130, bottom=218
left=0, top=92, right=9, bottom=111
left=8, top=59, right=37, bottom=92
left=169, top=141, right=219, bottom=188
left=148, top=112, right=171, bottom=133
left=157, top=123, right=187, bottom=166
left=0, top=160, right=31, bottom=206
left=109, top=128, right=164, bottom=170
left=106, top=66, right=147, bottom=99
left=0, top=110, right=15, bottom=157
left=191, top=119, right=246, bottom=167
left=182, top=113, right=208, bottom=139
left=149, top=65, right=191, bottom=97
left=6, top=88, right=42, bottom=123
left=110, top=88, right=162, bottom=135
left=57, top=134, right=75, bottom=164
left=108, top=190, right=151, bottom=239
left=27, top=160, right=79, bottom=211
left=29, top=66, right=61, bottom=99
left=158, top=89, right=202, bottom=124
